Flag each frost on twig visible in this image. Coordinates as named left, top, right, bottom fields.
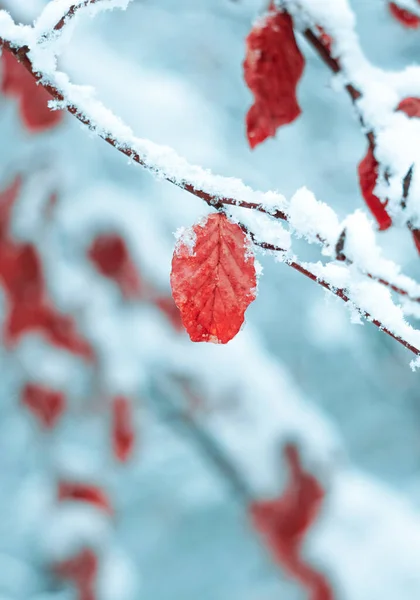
left=280, top=0, right=420, bottom=231
left=35, top=0, right=133, bottom=53
left=0, top=3, right=420, bottom=361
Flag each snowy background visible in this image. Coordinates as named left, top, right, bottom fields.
left=1, top=0, right=420, bottom=599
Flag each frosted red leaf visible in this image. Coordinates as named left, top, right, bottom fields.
left=170, top=213, right=257, bottom=344
left=358, top=146, right=392, bottom=231
left=88, top=233, right=142, bottom=299
left=21, top=383, right=66, bottom=429
left=397, top=97, right=420, bottom=118
left=58, top=481, right=113, bottom=516
left=388, top=2, right=420, bottom=27
left=244, top=7, right=305, bottom=149
left=1, top=50, right=63, bottom=133
left=249, top=443, right=333, bottom=600
left=111, top=396, right=135, bottom=462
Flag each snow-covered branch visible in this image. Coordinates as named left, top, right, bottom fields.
left=35, top=0, right=132, bottom=41
left=1, top=5, right=420, bottom=361
left=280, top=0, right=420, bottom=233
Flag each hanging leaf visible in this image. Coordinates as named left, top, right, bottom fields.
left=53, top=548, right=98, bottom=600
left=358, top=145, right=392, bottom=231
left=249, top=444, right=333, bottom=599
left=388, top=2, right=420, bottom=27
left=170, top=213, right=257, bottom=344
left=243, top=7, right=305, bottom=149
left=397, top=97, right=420, bottom=118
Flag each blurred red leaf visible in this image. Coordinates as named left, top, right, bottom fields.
left=88, top=233, right=142, bottom=299
left=0, top=180, right=94, bottom=360
left=170, top=213, right=257, bottom=344
left=112, top=396, right=135, bottom=462
left=388, top=2, right=420, bottom=27
left=249, top=444, right=333, bottom=599
left=21, top=383, right=65, bottom=429
left=358, top=146, right=392, bottom=231
left=412, top=229, right=420, bottom=255
left=54, top=548, right=97, bottom=600
left=1, top=50, right=63, bottom=132
left=58, top=481, right=113, bottom=516
left=397, top=97, right=420, bottom=118
left=244, top=7, right=305, bottom=148
left=0, top=176, right=22, bottom=239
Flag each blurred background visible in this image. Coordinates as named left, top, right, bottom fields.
left=0, top=0, right=420, bottom=599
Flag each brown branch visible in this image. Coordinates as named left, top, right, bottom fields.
left=53, top=0, right=102, bottom=32
left=3, top=40, right=420, bottom=357
left=300, top=23, right=414, bottom=232
left=213, top=189, right=420, bottom=303
left=301, top=28, right=375, bottom=145
left=289, top=260, right=420, bottom=356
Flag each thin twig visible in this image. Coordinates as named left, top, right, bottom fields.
left=289, top=260, right=420, bottom=356
left=53, top=0, right=102, bottom=32
left=300, top=22, right=414, bottom=234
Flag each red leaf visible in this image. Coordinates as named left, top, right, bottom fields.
left=249, top=444, right=333, bottom=600
left=21, top=383, right=65, bottom=429
left=88, top=234, right=142, bottom=299
left=111, top=396, right=135, bottom=462
left=3, top=299, right=94, bottom=361
left=1, top=50, right=25, bottom=97
left=170, top=213, right=257, bottom=344
left=397, top=97, right=420, bottom=118
left=4, top=244, right=45, bottom=304
left=244, top=8, right=305, bottom=149
left=20, top=86, right=63, bottom=133
left=58, top=481, right=113, bottom=516
left=388, top=2, right=420, bottom=27
left=40, top=307, right=95, bottom=362
left=0, top=176, right=21, bottom=239
left=358, top=146, right=392, bottom=231
left=412, top=229, right=420, bottom=255
left=0, top=179, right=93, bottom=360
left=1, top=50, right=63, bottom=133
left=54, top=548, right=97, bottom=600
